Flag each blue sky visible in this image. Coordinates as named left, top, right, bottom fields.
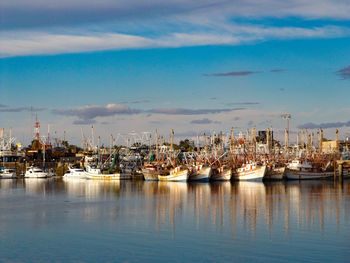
left=1, top=0, right=350, bottom=145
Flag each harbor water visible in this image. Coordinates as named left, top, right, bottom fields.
left=0, top=179, right=349, bottom=262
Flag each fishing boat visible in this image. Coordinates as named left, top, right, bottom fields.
left=85, top=165, right=128, bottom=180
left=285, top=159, right=333, bottom=180
left=264, top=163, right=285, bottom=180
left=158, top=166, right=189, bottom=182
left=210, top=165, right=232, bottom=181
left=24, top=166, right=49, bottom=178
left=63, top=166, right=86, bottom=179
left=142, top=164, right=163, bottom=181
left=0, top=168, right=17, bottom=178
left=233, top=162, right=267, bottom=181
left=189, top=164, right=211, bottom=181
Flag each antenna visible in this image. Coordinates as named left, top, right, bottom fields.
left=30, top=106, right=33, bottom=139
left=47, top=124, right=50, bottom=147
left=282, top=114, right=291, bottom=149
left=282, top=114, right=291, bottom=132
left=34, top=113, right=41, bottom=150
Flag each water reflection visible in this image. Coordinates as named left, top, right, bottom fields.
left=0, top=179, right=349, bottom=236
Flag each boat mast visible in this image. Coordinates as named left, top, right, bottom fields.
left=155, top=129, right=159, bottom=162
left=97, top=136, right=101, bottom=168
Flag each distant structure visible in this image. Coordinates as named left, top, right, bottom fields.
left=282, top=113, right=291, bottom=148
left=321, top=129, right=350, bottom=153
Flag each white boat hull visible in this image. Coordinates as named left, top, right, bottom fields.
left=0, top=172, right=17, bottom=179
left=142, top=169, right=159, bottom=181
left=85, top=172, right=123, bottom=180
left=24, top=173, right=48, bottom=178
left=64, top=174, right=86, bottom=179
left=286, top=170, right=333, bottom=180
left=210, top=168, right=232, bottom=181
left=189, top=167, right=211, bottom=181
left=234, top=165, right=266, bottom=181
left=158, top=169, right=189, bottom=182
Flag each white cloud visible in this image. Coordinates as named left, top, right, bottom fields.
left=1, top=0, right=350, bottom=30
left=1, top=23, right=349, bottom=57
left=1, top=1, right=350, bottom=57
left=0, top=32, right=154, bottom=57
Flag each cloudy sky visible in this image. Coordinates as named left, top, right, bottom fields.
left=1, top=0, right=350, bottom=145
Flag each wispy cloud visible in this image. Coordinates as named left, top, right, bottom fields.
left=0, top=25, right=349, bottom=57
left=1, top=1, right=350, bottom=57
left=2, top=0, right=350, bottom=30
left=120, top=100, right=150, bottom=104
left=226, top=102, right=260, bottom=106
left=51, top=104, right=245, bottom=124
left=0, top=105, right=45, bottom=112
left=190, top=118, right=220, bottom=124
left=298, top=120, right=350, bottom=129
left=270, top=68, right=287, bottom=73
left=52, top=104, right=140, bottom=121
left=204, top=71, right=261, bottom=77
left=0, top=32, right=155, bottom=57
left=129, top=100, right=150, bottom=104
left=336, top=66, right=350, bottom=79
left=73, top=119, right=96, bottom=125
left=205, top=68, right=288, bottom=77
left=148, top=107, right=244, bottom=115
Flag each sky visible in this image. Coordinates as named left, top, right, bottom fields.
left=0, top=0, right=350, bottom=145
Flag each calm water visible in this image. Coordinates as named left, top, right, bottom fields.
left=0, top=179, right=349, bottom=263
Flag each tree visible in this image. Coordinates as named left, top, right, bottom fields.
left=179, top=139, right=194, bottom=152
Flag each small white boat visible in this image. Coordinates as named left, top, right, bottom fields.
left=189, top=164, right=211, bottom=181
left=64, top=166, right=86, bottom=179
left=210, top=165, right=232, bottom=181
left=0, top=168, right=17, bottom=178
left=24, top=166, right=48, bottom=178
left=158, top=166, right=189, bottom=182
left=234, top=163, right=267, bottom=181
left=85, top=165, right=126, bottom=180
left=286, top=159, right=333, bottom=180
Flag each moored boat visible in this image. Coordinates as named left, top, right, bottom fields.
left=64, top=166, right=86, bottom=179
left=233, top=162, right=266, bottom=181
left=285, top=159, right=333, bottom=180
left=24, top=166, right=48, bottom=178
left=265, top=164, right=285, bottom=180
left=85, top=165, right=124, bottom=180
left=0, top=168, right=17, bottom=178
left=210, top=165, right=232, bottom=181
left=158, top=166, right=189, bottom=182
left=189, top=164, right=211, bottom=181
left=142, top=164, right=163, bottom=181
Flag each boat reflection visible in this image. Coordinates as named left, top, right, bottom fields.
left=140, top=180, right=349, bottom=236
left=0, top=179, right=348, bottom=236
left=62, top=178, right=121, bottom=199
